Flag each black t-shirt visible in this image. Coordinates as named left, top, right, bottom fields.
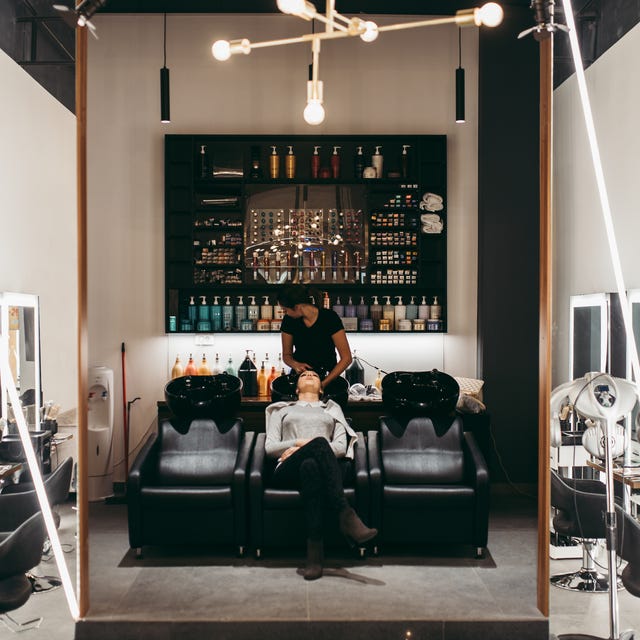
left=280, top=308, right=344, bottom=374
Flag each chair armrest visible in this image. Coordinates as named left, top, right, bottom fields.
left=366, top=430, right=382, bottom=530
left=127, top=432, right=158, bottom=496
left=232, top=428, right=255, bottom=546
left=249, top=433, right=267, bottom=549
left=353, top=432, right=369, bottom=517
left=463, top=431, right=489, bottom=489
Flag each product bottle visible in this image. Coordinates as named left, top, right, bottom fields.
left=238, top=350, right=257, bottom=396
left=222, top=295, right=234, bottom=331
left=401, top=144, right=411, bottom=180
left=344, top=296, right=356, bottom=318
left=184, top=353, right=198, bottom=376
left=285, top=145, right=296, bottom=179
left=171, top=355, right=184, bottom=379
left=374, top=369, right=383, bottom=392
left=372, top=145, right=383, bottom=179
left=250, top=145, right=262, bottom=180
left=418, top=295, right=430, bottom=320
left=212, top=353, right=221, bottom=375
left=354, top=146, right=365, bottom=179
left=322, top=291, right=331, bottom=309
left=261, top=295, right=273, bottom=320
left=406, top=295, right=418, bottom=320
left=188, top=295, right=197, bottom=327
left=357, top=296, right=369, bottom=320
left=197, top=295, right=211, bottom=332
left=311, top=145, right=321, bottom=179
left=264, top=353, right=271, bottom=373
left=345, top=351, right=365, bottom=386
left=331, top=146, right=341, bottom=179
left=225, top=354, right=235, bottom=375
left=332, top=296, right=344, bottom=317
left=200, top=145, right=209, bottom=179
left=269, top=145, right=280, bottom=179
left=210, top=295, right=222, bottom=331
left=395, top=296, right=406, bottom=330
left=198, top=354, right=212, bottom=375
left=257, top=361, right=268, bottom=397
left=235, top=295, right=247, bottom=330
left=370, top=295, right=382, bottom=328
left=382, top=295, right=395, bottom=325
left=277, top=353, right=285, bottom=375
left=267, top=365, right=278, bottom=398
left=247, top=295, right=260, bottom=328
left=430, top=296, right=442, bottom=320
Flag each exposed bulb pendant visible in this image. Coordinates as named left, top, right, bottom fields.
left=455, top=27, right=465, bottom=123
left=161, top=13, right=171, bottom=124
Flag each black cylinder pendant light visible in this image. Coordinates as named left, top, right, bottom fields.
left=160, top=13, right=170, bottom=123
left=455, top=27, right=465, bottom=124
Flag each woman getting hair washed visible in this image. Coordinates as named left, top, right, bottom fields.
left=265, top=370, right=377, bottom=580
left=277, top=283, right=352, bottom=389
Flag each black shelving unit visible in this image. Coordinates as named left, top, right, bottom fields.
left=165, top=134, right=447, bottom=334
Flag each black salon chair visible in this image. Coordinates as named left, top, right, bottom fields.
left=0, top=513, right=47, bottom=632
left=249, top=430, right=370, bottom=557
left=367, top=370, right=489, bottom=557
left=127, top=374, right=254, bottom=558
left=615, top=504, right=640, bottom=597
left=550, top=469, right=624, bottom=592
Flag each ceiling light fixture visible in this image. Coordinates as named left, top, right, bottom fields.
left=456, top=28, right=465, bottom=123
left=161, top=12, right=171, bottom=124
left=211, top=2, right=503, bottom=125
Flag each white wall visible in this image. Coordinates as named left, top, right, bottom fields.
left=87, top=14, right=480, bottom=480
left=0, top=49, right=78, bottom=414
left=553, top=23, right=640, bottom=384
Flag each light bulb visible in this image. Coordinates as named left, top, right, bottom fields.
left=212, top=40, right=231, bottom=61
left=360, top=21, right=379, bottom=43
left=477, top=3, right=504, bottom=27
left=304, top=100, right=325, bottom=125
left=277, top=0, right=315, bottom=18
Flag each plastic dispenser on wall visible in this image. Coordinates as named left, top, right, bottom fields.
left=87, top=366, right=114, bottom=502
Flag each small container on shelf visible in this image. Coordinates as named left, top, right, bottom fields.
left=412, top=318, right=426, bottom=331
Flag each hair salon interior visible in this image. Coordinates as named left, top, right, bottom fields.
left=1, top=0, right=640, bottom=639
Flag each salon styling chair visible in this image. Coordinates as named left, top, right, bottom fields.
left=0, top=513, right=47, bottom=632
left=367, top=370, right=489, bottom=557
left=127, top=374, right=254, bottom=558
left=249, top=430, right=370, bottom=558
left=550, top=469, right=623, bottom=593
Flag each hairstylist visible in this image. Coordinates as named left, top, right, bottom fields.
left=277, top=284, right=352, bottom=389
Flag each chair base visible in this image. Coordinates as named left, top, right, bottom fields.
left=0, top=612, right=43, bottom=633
left=557, top=631, right=639, bottom=640
left=27, top=574, right=62, bottom=593
left=550, top=568, right=623, bottom=592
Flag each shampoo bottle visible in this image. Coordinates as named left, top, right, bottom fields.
left=212, top=353, right=221, bottom=375
left=197, top=295, right=211, bottom=332
left=311, top=145, right=321, bottom=179
left=370, top=296, right=382, bottom=328
left=285, top=145, right=296, bottom=179
left=238, top=350, right=258, bottom=396
left=430, top=296, right=442, bottom=320
left=267, top=365, right=278, bottom=398
left=257, top=361, right=268, bottom=397
left=171, top=355, right=184, bottom=379
left=401, top=144, right=411, bottom=180
left=235, top=295, right=247, bottom=330
left=222, top=295, right=234, bottom=331
left=269, top=145, right=280, bottom=179
left=322, top=291, right=331, bottom=309
left=344, top=296, right=356, bottom=318
left=331, top=146, right=341, bottom=179
left=406, top=295, right=418, bottom=320
left=247, top=295, right=260, bottom=328
left=261, top=295, right=273, bottom=320
left=198, top=354, right=212, bottom=375
left=374, top=369, right=383, bottom=392
left=210, top=295, right=222, bottom=331
left=382, top=295, right=395, bottom=325
left=354, top=146, right=365, bottom=179
left=395, top=296, right=406, bottom=330
left=418, top=295, right=430, bottom=320
left=184, top=354, right=197, bottom=376
left=200, top=145, right=209, bottom=179
left=332, top=296, right=344, bottom=317
left=372, top=145, right=383, bottom=179
left=345, top=351, right=365, bottom=386
left=357, top=296, right=369, bottom=320
left=225, top=354, right=235, bottom=375
left=187, top=295, right=197, bottom=327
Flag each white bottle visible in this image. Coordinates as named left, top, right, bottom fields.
left=406, top=295, right=418, bottom=320
left=247, top=295, right=260, bottom=328
left=261, top=295, right=273, bottom=320
left=418, top=295, right=430, bottom=320
left=430, top=296, right=442, bottom=320
left=372, top=145, right=383, bottom=179
left=395, top=296, right=406, bottom=330
left=382, top=295, right=395, bottom=324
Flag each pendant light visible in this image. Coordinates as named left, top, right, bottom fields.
left=456, top=27, right=465, bottom=123
left=160, top=13, right=170, bottom=124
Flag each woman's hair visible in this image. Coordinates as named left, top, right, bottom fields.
left=277, top=284, right=324, bottom=309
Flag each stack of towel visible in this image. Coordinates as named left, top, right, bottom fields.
left=419, top=192, right=444, bottom=234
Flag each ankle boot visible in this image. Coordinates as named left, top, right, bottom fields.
left=339, top=507, right=378, bottom=545
left=304, top=538, right=323, bottom=581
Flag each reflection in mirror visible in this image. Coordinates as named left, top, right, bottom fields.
left=569, top=293, right=607, bottom=380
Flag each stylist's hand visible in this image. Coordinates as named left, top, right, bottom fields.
left=292, top=362, right=313, bottom=375
left=278, top=446, right=299, bottom=463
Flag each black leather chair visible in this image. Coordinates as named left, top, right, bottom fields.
left=615, top=504, right=640, bottom=597
left=550, top=469, right=625, bottom=592
left=0, top=456, right=73, bottom=530
left=367, top=414, right=489, bottom=556
left=0, top=513, right=46, bottom=632
left=249, top=431, right=370, bottom=557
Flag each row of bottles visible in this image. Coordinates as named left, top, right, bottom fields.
left=200, top=143, right=414, bottom=182
left=171, top=352, right=286, bottom=399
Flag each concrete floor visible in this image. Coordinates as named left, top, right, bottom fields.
left=3, top=492, right=638, bottom=640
